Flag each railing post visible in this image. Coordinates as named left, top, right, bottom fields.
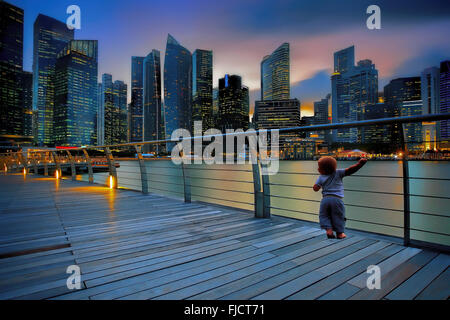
left=82, top=148, right=94, bottom=184
left=252, top=161, right=264, bottom=218
left=135, top=145, right=149, bottom=194
left=52, top=151, right=61, bottom=179
left=44, top=152, right=48, bottom=176
left=252, top=158, right=271, bottom=219
left=261, top=162, right=271, bottom=218
left=11, top=153, right=19, bottom=171
left=181, top=161, right=191, bottom=203
left=65, top=150, right=76, bottom=181
left=105, top=147, right=118, bottom=188
left=400, top=123, right=410, bottom=247
left=30, top=152, right=38, bottom=175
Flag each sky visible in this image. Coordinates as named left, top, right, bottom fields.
left=9, top=0, right=450, bottom=116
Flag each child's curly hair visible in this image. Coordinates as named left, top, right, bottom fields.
left=318, top=156, right=337, bottom=175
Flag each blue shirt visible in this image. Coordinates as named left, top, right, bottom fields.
left=315, top=169, right=346, bottom=198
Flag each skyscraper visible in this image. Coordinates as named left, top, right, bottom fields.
left=33, top=14, right=74, bottom=146
left=331, top=46, right=378, bottom=143
left=384, top=77, right=421, bottom=145
left=192, top=49, right=213, bottom=134
left=421, top=67, right=440, bottom=149
left=130, top=56, right=144, bottom=142
left=401, top=100, right=423, bottom=150
left=254, top=99, right=301, bottom=129
left=143, top=50, right=163, bottom=145
left=260, top=43, right=290, bottom=101
left=164, top=34, right=192, bottom=142
left=113, top=80, right=128, bottom=144
left=217, top=74, right=248, bottom=131
left=440, top=61, right=450, bottom=140
left=101, top=74, right=113, bottom=145
left=0, top=1, right=24, bottom=138
left=241, top=86, right=250, bottom=130
left=362, top=102, right=393, bottom=145
left=53, top=40, right=98, bottom=146
left=100, top=74, right=127, bottom=145
left=314, top=95, right=330, bottom=125
left=97, top=82, right=103, bottom=145
left=312, top=95, right=331, bottom=141
left=334, top=46, right=355, bottom=74
left=384, top=77, right=422, bottom=114
left=20, top=71, right=33, bottom=138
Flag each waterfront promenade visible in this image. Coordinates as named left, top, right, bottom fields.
left=0, top=174, right=448, bottom=300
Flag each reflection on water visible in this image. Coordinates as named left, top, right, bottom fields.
left=78, top=160, right=449, bottom=246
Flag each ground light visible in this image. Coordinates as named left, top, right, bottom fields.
left=23, top=168, right=26, bottom=175
left=55, top=170, right=60, bottom=179
left=109, top=175, right=114, bottom=189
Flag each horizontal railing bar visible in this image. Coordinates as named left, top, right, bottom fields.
left=188, top=176, right=253, bottom=184
left=410, top=211, right=449, bottom=218
left=190, top=193, right=254, bottom=206
left=7, top=113, right=448, bottom=153
left=269, top=194, right=403, bottom=212
left=268, top=183, right=405, bottom=196
left=189, top=184, right=254, bottom=195
left=409, top=228, right=450, bottom=237
left=274, top=172, right=404, bottom=179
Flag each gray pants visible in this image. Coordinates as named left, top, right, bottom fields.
left=319, top=196, right=346, bottom=233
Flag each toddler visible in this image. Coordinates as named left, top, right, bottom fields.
left=313, top=156, right=367, bottom=239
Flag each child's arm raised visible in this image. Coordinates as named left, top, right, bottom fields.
left=344, top=158, right=367, bottom=176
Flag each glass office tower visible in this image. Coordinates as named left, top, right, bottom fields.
left=53, top=40, right=98, bottom=146
left=331, top=47, right=378, bottom=143
left=130, top=56, right=145, bottom=142
left=440, top=61, right=450, bottom=140
left=192, top=49, right=213, bottom=134
left=334, top=46, right=355, bottom=74
left=100, top=74, right=128, bottom=145
left=113, top=80, right=128, bottom=144
left=164, top=34, right=192, bottom=144
left=260, top=43, right=290, bottom=101
left=143, top=50, right=163, bottom=148
left=0, top=1, right=24, bottom=137
left=218, top=74, right=248, bottom=131
left=33, top=14, right=74, bottom=146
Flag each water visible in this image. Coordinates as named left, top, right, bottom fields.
left=77, top=160, right=450, bottom=246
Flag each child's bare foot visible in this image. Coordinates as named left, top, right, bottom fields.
left=336, top=232, right=346, bottom=239
left=326, top=229, right=335, bottom=239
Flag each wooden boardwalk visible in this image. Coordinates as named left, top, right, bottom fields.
left=0, top=174, right=448, bottom=300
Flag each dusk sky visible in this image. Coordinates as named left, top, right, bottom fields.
left=10, top=0, right=450, bottom=116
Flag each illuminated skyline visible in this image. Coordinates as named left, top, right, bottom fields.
left=9, top=0, right=450, bottom=115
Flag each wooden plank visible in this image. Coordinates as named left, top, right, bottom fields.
left=349, top=250, right=438, bottom=300
left=317, top=283, right=360, bottom=300
left=289, top=244, right=404, bottom=300
left=415, top=267, right=450, bottom=300
left=220, top=238, right=372, bottom=300
left=386, top=253, right=450, bottom=300
left=347, top=247, right=422, bottom=288
left=253, top=241, right=389, bottom=300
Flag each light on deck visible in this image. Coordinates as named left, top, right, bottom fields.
left=23, top=168, right=26, bottom=175
left=56, top=170, right=60, bottom=179
left=109, top=175, right=114, bottom=189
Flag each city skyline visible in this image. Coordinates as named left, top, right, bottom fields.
left=8, top=0, right=450, bottom=116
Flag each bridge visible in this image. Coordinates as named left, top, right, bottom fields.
left=0, top=114, right=449, bottom=300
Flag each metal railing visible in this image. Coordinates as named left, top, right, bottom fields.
left=1, top=113, right=449, bottom=252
